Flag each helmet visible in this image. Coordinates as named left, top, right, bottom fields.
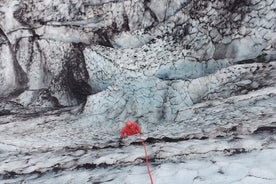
left=126, top=121, right=132, bottom=127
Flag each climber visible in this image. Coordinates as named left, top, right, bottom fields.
left=120, top=120, right=141, bottom=138
left=119, top=121, right=153, bottom=183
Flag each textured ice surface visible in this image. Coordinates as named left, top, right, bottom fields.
left=0, top=0, right=276, bottom=183
left=1, top=83, right=276, bottom=183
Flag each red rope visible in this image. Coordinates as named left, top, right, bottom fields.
left=140, top=134, right=154, bottom=184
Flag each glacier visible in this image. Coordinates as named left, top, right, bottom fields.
left=0, top=0, right=276, bottom=183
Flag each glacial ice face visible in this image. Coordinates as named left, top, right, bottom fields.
left=0, top=28, right=27, bottom=98
left=0, top=44, right=17, bottom=96
left=0, top=0, right=276, bottom=183
left=0, top=0, right=275, bottom=108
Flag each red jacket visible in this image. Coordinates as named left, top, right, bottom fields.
left=120, top=121, right=141, bottom=137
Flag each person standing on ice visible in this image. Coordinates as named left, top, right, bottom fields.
left=120, top=121, right=154, bottom=184
left=120, top=120, right=141, bottom=138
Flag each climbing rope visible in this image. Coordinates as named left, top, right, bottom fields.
left=140, top=134, right=154, bottom=184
